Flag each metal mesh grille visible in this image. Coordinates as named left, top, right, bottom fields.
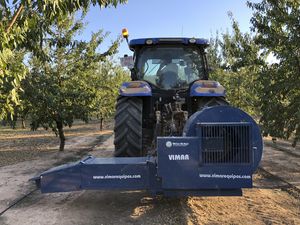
left=198, top=123, right=251, bottom=164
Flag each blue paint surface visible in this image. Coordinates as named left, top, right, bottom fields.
left=119, top=81, right=152, bottom=96
left=190, top=81, right=226, bottom=97
left=33, top=105, right=263, bottom=197
left=129, top=37, right=209, bottom=49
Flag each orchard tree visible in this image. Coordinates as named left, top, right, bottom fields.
left=0, top=49, right=27, bottom=119
left=248, top=0, right=300, bottom=146
left=208, top=15, right=264, bottom=116
left=0, top=0, right=126, bottom=120
left=25, top=15, right=120, bottom=151
left=90, top=61, right=130, bottom=130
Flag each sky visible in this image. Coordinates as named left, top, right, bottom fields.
left=79, top=0, right=259, bottom=60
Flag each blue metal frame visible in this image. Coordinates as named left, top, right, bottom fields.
left=190, top=92, right=225, bottom=97
left=32, top=105, right=263, bottom=197
left=32, top=153, right=245, bottom=196
left=119, top=81, right=152, bottom=97
left=129, top=38, right=209, bottom=49
left=190, top=81, right=226, bottom=97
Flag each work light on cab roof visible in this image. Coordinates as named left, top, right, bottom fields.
left=122, top=28, right=129, bottom=43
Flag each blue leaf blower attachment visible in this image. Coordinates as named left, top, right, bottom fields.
left=31, top=105, right=263, bottom=197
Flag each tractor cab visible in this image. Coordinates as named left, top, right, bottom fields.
left=128, top=37, right=210, bottom=90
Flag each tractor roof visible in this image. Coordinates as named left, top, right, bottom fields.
left=129, top=37, right=209, bottom=49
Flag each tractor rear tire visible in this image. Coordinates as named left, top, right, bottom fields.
left=114, top=97, right=143, bottom=157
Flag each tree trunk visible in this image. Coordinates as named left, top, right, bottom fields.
left=100, top=117, right=104, bottom=131
left=21, top=118, right=26, bottom=129
left=10, top=115, right=17, bottom=129
left=56, top=121, right=65, bottom=151
left=292, top=124, right=299, bottom=148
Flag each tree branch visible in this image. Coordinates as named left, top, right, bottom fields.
left=6, top=4, right=24, bottom=33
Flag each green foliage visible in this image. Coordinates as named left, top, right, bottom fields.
left=0, top=0, right=126, bottom=120
left=22, top=15, right=128, bottom=150
left=248, top=0, right=300, bottom=145
left=0, top=49, right=27, bottom=119
left=89, top=61, right=130, bottom=121
left=208, top=16, right=264, bottom=116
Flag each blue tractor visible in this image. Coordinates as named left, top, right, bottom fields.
left=32, top=30, right=263, bottom=197
left=115, top=31, right=229, bottom=157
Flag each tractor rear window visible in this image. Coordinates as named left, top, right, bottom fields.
left=137, top=46, right=206, bottom=89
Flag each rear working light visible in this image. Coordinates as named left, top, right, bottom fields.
left=189, top=38, right=196, bottom=44
left=146, top=39, right=153, bottom=45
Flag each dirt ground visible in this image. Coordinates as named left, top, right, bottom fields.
left=0, top=122, right=299, bottom=225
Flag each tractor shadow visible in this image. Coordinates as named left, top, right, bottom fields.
left=9, top=189, right=191, bottom=225
left=63, top=190, right=190, bottom=225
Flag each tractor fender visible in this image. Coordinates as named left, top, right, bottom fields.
left=119, top=81, right=152, bottom=97
left=190, top=80, right=226, bottom=97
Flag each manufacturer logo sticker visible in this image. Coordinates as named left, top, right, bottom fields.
left=172, top=142, right=189, bottom=147
left=166, top=141, right=172, bottom=148
left=165, top=141, right=189, bottom=148
left=168, top=154, right=190, bottom=160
